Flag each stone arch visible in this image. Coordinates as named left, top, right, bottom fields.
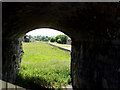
left=3, top=2, right=120, bottom=89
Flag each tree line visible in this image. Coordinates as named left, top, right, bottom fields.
left=23, top=34, right=69, bottom=44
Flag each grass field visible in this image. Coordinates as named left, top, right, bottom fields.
left=15, top=42, right=71, bottom=89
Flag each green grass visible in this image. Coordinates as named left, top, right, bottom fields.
left=16, top=42, right=71, bottom=89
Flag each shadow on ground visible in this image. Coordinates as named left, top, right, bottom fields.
left=15, top=75, right=55, bottom=90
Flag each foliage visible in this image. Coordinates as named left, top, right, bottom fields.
left=50, top=37, right=56, bottom=42
left=55, top=35, right=68, bottom=44
left=50, top=35, right=69, bottom=44
left=57, top=39, right=62, bottom=44
left=16, top=42, right=71, bottom=89
left=34, top=35, right=51, bottom=42
left=24, top=34, right=69, bottom=44
left=23, top=35, right=51, bottom=42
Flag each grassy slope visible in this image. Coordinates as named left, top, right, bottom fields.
left=16, top=42, right=71, bottom=89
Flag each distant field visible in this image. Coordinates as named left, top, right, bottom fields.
left=49, top=42, right=71, bottom=47
left=16, top=42, right=71, bottom=89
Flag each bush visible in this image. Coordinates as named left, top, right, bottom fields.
left=50, top=37, right=56, bottom=42
left=57, top=39, right=62, bottom=44
left=55, top=35, right=68, bottom=44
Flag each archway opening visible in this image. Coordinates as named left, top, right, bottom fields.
left=15, top=28, right=72, bottom=89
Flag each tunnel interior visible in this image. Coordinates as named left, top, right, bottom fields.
left=2, top=2, right=120, bottom=89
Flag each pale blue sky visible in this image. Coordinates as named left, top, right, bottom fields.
left=26, top=28, right=65, bottom=37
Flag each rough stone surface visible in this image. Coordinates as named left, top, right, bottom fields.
left=71, top=39, right=120, bottom=89
left=2, top=38, right=23, bottom=83
left=2, top=2, right=120, bottom=89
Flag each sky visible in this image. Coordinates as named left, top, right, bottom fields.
left=26, top=28, right=65, bottom=37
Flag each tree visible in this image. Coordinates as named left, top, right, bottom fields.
left=50, top=37, right=56, bottom=42
left=44, top=38, right=49, bottom=41
left=55, top=35, right=68, bottom=44
left=33, top=35, right=50, bottom=42
left=57, top=39, right=62, bottom=43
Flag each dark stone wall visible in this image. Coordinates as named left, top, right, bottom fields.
left=2, top=38, right=23, bottom=83
left=71, top=38, right=120, bottom=89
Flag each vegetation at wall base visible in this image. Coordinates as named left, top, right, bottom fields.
left=15, top=42, right=71, bottom=89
